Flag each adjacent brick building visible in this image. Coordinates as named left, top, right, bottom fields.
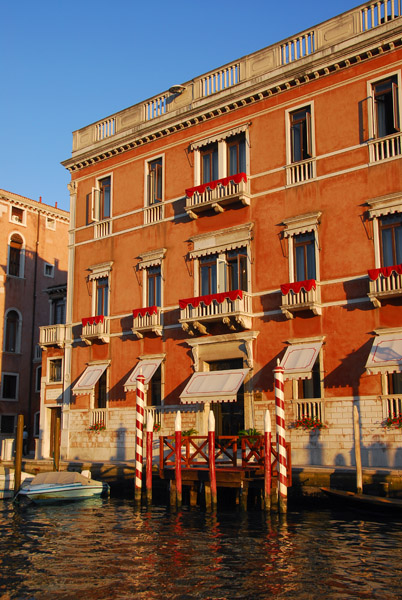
left=0, top=190, right=69, bottom=457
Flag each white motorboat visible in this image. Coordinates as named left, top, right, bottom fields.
left=15, top=470, right=109, bottom=504
left=0, top=467, right=34, bottom=499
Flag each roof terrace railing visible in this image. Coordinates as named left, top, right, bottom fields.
left=70, top=0, right=402, bottom=155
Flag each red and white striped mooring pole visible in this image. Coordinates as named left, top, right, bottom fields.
left=146, top=410, right=154, bottom=504
left=264, top=409, right=272, bottom=511
left=274, top=360, right=287, bottom=513
left=135, top=372, right=146, bottom=504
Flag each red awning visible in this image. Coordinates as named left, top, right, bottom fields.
left=133, top=306, right=158, bottom=319
left=368, top=264, right=402, bottom=281
left=185, top=172, right=247, bottom=198
left=179, top=290, right=242, bottom=310
left=82, top=315, right=104, bottom=327
left=280, top=280, right=316, bottom=296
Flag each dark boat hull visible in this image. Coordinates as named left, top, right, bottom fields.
left=321, top=487, right=402, bottom=515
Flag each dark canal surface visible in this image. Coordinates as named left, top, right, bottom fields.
left=0, top=496, right=401, bottom=600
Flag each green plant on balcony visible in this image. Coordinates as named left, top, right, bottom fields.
left=238, top=428, right=262, bottom=443
left=182, top=428, right=198, bottom=437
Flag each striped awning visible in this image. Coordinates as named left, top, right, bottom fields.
left=72, top=363, right=108, bottom=396
left=280, top=342, right=322, bottom=380
left=124, top=358, right=163, bottom=392
left=180, top=369, right=248, bottom=404
left=365, top=333, right=402, bottom=375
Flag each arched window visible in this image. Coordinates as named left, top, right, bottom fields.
left=8, top=234, right=24, bottom=277
left=4, top=310, right=21, bottom=353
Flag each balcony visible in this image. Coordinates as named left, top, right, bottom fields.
left=185, top=173, right=250, bottom=220
left=81, top=315, right=110, bottom=344
left=368, top=264, right=402, bottom=308
left=39, top=324, right=66, bottom=348
left=280, top=280, right=321, bottom=319
left=132, top=306, right=162, bottom=338
left=179, top=290, right=252, bottom=335
left=94, top=219, right=112, bottom=239
left=368, top=132, right=402, bottom=163
left=286, top=158, right=316, bottom=185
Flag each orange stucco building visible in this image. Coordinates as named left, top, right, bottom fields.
left=42, top=1, right=402, bottom=467
left=0, top=190, right=69, bottom=458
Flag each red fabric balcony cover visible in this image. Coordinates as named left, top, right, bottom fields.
left=132, top=306, right=158, bottom=319
left=179, top=289, right=243, bottom=310
left=82, top=315, right=104, bottom=327
left=280, top=279, right=316, bottom=296
left=368, top=264, right=402, bottom=281
left=185, top=172, right=247, bottom=198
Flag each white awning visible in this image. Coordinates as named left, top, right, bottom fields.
left=124, top=358, right=163, bottom=392
left=280, top=342, right=322, bottom=380
left=180, top=369, right=248, bottom=404
left=365, top=333, right=402, bottom=375
left=72, top=363, right=108, bottom=396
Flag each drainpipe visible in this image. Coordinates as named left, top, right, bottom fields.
left=27, top=205, right=40, bottom=449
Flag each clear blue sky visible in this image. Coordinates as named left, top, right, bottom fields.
left=1, top=0, right=363, bottom=212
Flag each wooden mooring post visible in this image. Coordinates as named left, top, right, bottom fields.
left=175, top=412, right=182, bottom=507
left=146, top=411, right=154, bottom=504
left=353, top=405, right=363, bottom=494
left=208, top=411, right=217, bottom=509
left=53, top=416, right=61, bottom=471
left=264, top=410, right=272, bottom=511
left=13, top=414, right=24, bottom=495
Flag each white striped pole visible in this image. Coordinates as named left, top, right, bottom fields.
left=274, top=360, right=287, bottom=513
left=135, top=372, right=145, bottom=504
left=264, top=409, right=272, bottom=511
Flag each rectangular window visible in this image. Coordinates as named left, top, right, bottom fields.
left=290, top=107, right=312, bottom=163
left=201, top=144, right=218, bottom=184
left=46, top=217, right=56, bottom=230
left=95, top=370, right=107, bottom=409
left=36, top=366, right=42, bottom=392
left=8, top=235, right=23, bottom=277
left=96, top=277, right=109, bottom=316
left=148, top=364, right=162, bottom=407
left=227, top=134, right=246, bottom=176
left=92, top=176, right=111, bottom=221
left=373, top=76, right=400, bottom=138
left=200, top=256, right=218, bottom=295
left=44, top=263, right=55, bottom=278
left=34, top=412, right=40, bottom=437
left=1, top=373, right=18, bottom=400
left=227, top=249, right=248, bottom=291
left=11, top=206, right=25, bottom=224
left=380, top=213, right=402, bottom=267
left=147, top=266, right=161, bottom=306
left=147, top=159, right=163, bottom=205
left=52, top=298, right=66, bottom=324
left=0, top=415, right=16, bottom=434
left=388, top=372, right=402, bottom=394
left=48, top=359, right=63, bottom=383
left=294, top=232, right=316, bottom=281
left=298, top=360, right=321, bottom=399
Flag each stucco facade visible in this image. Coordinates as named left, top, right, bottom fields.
left=50, top=0, right=402, bottom=468
left=0, top=190, right=69, bottom=457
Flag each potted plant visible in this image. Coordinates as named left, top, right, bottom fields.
left=290, top=415, right=327, bottom=430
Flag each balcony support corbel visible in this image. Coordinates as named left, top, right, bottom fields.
left=212, top=202, right=224, bottom=214
left=132, top=329, right=144, bottom=339
left=368, top=293, right=381, bottom=309
left=223, top=317, right=236, bottom=331
left=182, top=322, right=194, bottom=336
left=193, top=320, right=208, bottom=335
left=280, top=307, right=294, bottom=320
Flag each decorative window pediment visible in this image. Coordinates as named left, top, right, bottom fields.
left=189, top=223, right=253, bottom=259
left=190, top=123, right=250, bottom=151
left=282, top=211, right=321, bottom=238
left=367, top=192, right=402, bottom=219
left=88, top=261, right=113, bottom=281
left=137, top=248, right=167, bottom=270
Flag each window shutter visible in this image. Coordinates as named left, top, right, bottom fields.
left=217, top=258, right=226, bottom=293
left=155, top=163, right=162, bottom=202
left=92, top=187, right=100, bottom=222
left=392, top=81, right=400, bottom=131
left=305, top=110, right=312, bottom=158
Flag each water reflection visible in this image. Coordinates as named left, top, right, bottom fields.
left=0, top=499, right=401, bottom=600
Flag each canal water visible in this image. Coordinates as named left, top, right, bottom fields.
left=1, top=497, right=401, bottom=600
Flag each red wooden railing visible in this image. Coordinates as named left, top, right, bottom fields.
left=159, top=435, right=292, bottom=485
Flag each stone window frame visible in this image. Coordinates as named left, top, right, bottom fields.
left=281, top=212, right=321, bottom=283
